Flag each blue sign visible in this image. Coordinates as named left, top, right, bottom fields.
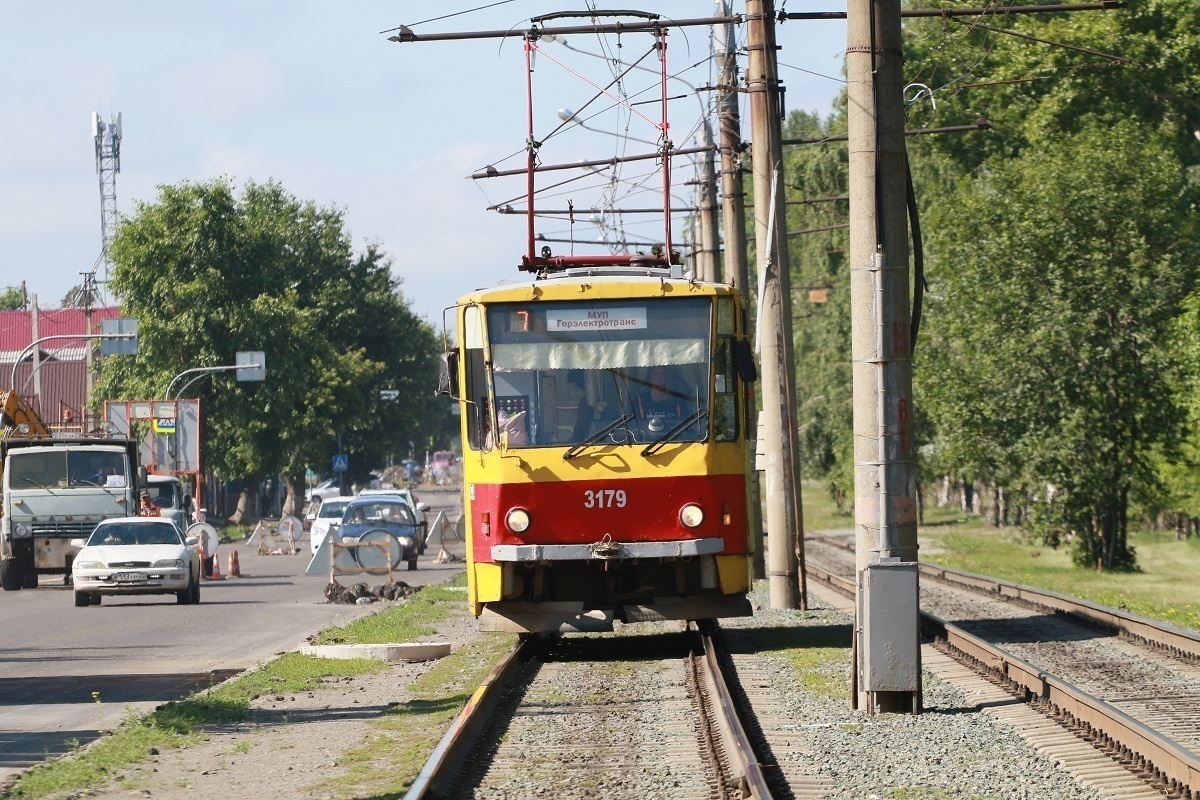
left=332, top=454, right=349, bottom=472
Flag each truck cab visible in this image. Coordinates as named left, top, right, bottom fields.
left=2, top=434, right=143, bottom=590
left=145, top=474, right=192, bottom=527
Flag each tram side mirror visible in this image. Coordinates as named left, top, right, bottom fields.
left=436, top=351, right=460, bottom=398
left=732, top=339, right=757, bottom=383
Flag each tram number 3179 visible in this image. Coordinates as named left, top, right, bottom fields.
left=583, top=488, right=628, bottom=509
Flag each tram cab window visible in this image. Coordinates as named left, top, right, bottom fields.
left=712, top=296, right=740, bottom=442
left=485, top=298, right=713, bottom=449
left=462, top=305, right=490, bottom=451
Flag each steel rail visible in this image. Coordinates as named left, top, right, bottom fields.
left=403, top=634, right=545, bottom=800
left=693, top=621, right=774, bottom=799
left=928, top=615, right=1200, bottom=799
left=810, top=535, right=1200, bottom=662
left=918, top=562, right=1200, bottom=661
left=804, top=557, right=1200, bottom=798
left=405, top=625, right=773, bottom=800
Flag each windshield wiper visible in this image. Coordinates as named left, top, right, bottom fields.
left=641, top=410, right=708, bottom=457
left=17, top=476, right=52, bottom=490
left=563, top=414, right=634, bottom=460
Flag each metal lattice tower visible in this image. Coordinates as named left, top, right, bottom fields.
left=91, top=111, right=122, bottom=281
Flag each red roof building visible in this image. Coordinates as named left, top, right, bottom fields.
left=0, top=305, right=122, bottom=429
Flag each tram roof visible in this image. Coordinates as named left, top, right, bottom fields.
left=456, top=270, right=740, bottom=306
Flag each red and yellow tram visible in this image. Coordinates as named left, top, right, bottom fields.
left=441, top=268, right=758, bottom=632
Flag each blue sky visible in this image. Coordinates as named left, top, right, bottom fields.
left=0, top=2, right=846, bottom=325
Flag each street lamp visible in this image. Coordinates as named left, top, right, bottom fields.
left=556, top=108, right=660, bottom=148
left=162, top=352, right=266, bottom=399
left=12, top=332, right=137, bottom=394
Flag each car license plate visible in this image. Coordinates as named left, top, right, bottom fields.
left=112, top=571, right=147, bottom=582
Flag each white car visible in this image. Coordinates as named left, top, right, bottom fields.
left=306, top=478, right=343, bottom=507
left=70, top=517, right=201, bottom=607
left=309, top=496, right=354, bottom=554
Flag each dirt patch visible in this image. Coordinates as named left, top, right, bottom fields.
left=82, top=607, right=483, bottom=800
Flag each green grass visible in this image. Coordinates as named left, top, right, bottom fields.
left=891, top=789, right=1002, bottom=800
left=921, top=527, right=1200, bottom=632
left=308, top=631, right=518, bottom=800
left=5, top=655, right=383, bottom=799
left=310, top=577, right=466, bottom=645
left=4, top=574, right=470, bottom=800
left=801, top=478, right=1200, bottom=632
left=757, top=625, right=850, bottom=699
left=800, top=480, right=855, bottom=532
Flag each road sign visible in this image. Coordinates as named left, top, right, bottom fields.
left=100, top=318, right=139, bottom=356
left=332, top=454, right=349, bottom=472
left=236, top=350, right=266, bottom=382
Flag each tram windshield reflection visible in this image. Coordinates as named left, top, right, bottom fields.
left=484, top=298, right=712, bottom=448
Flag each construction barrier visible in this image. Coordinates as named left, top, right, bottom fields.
left=188, top=522, right=219, bottom=578
left=423, top=511, right=465, bottom=563
left=250, top=516, right=302, bottom=555
left=328, top=540, right=393, bottom=586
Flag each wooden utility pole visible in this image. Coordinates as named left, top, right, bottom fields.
left=847, top=0, right=921, bottom=713
left=746, top=0, right=804, bottom=610
left=715, top=1, right=765, bottom=580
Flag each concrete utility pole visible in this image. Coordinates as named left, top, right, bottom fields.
left=714, top=1, right=765, bottom=580
left=746, top=0, right=804, bottom=610
left=697, top=120, right=721, bottom=283
left=846, top=0, right=922, bottom=713
left=715, top=3, right=749, bottom=295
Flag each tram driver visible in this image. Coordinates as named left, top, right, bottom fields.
left=635, top=365, right=692, bottom=430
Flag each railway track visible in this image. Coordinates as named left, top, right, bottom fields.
left=806, top=537, right=1200, bottom=799
left=404, top=622, right=775, bottom=800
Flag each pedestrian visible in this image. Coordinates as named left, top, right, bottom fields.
left=138, top=491, right=160, bottom=517
left=261, top=478, right=275, bottom=517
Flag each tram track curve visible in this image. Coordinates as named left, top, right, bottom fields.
left=805, top=537, right=1200, bottom=799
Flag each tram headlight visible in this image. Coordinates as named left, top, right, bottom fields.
left=505, top=508, right=531, bottom=533
left=679, top=503, right=704, bottom=529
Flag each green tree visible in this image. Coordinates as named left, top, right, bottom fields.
left=96, top=179, right=447, bottom=521
left=780, top=109, right=857, bottom=512
left=918, top=123, right=1199, bottom=569
left=0, top=285, right=24, bottom=310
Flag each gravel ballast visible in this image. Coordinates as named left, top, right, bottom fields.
left=723, top=584, right=1103, bottom=799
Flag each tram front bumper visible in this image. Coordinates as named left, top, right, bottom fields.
left=490, top=536, right=725, bottom=562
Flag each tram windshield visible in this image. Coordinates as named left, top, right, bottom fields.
left=483, top=298, right=712, bottom=449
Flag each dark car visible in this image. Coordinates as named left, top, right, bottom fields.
left=337, top=497, right=419, bottom=571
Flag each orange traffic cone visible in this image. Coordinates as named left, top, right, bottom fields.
left=228, top=550, right=241, bottom=578
left=199, top=544, right=211, bottom=579
left=209, top=551, right=224, bottom=580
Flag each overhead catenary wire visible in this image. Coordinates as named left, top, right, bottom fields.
left=947, top=16, right=1137, bottom=64
left=394, top=11, right=740, bottom=267
left=379, top=0, right=518, bottom=34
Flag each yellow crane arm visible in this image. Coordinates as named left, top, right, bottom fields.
left=0, top=391, right=51, bottom=438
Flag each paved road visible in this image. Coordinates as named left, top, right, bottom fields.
left=0, top=486, right=465, bottom=782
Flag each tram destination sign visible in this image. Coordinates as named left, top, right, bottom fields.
left=545, top=307, right=647, bottom=332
